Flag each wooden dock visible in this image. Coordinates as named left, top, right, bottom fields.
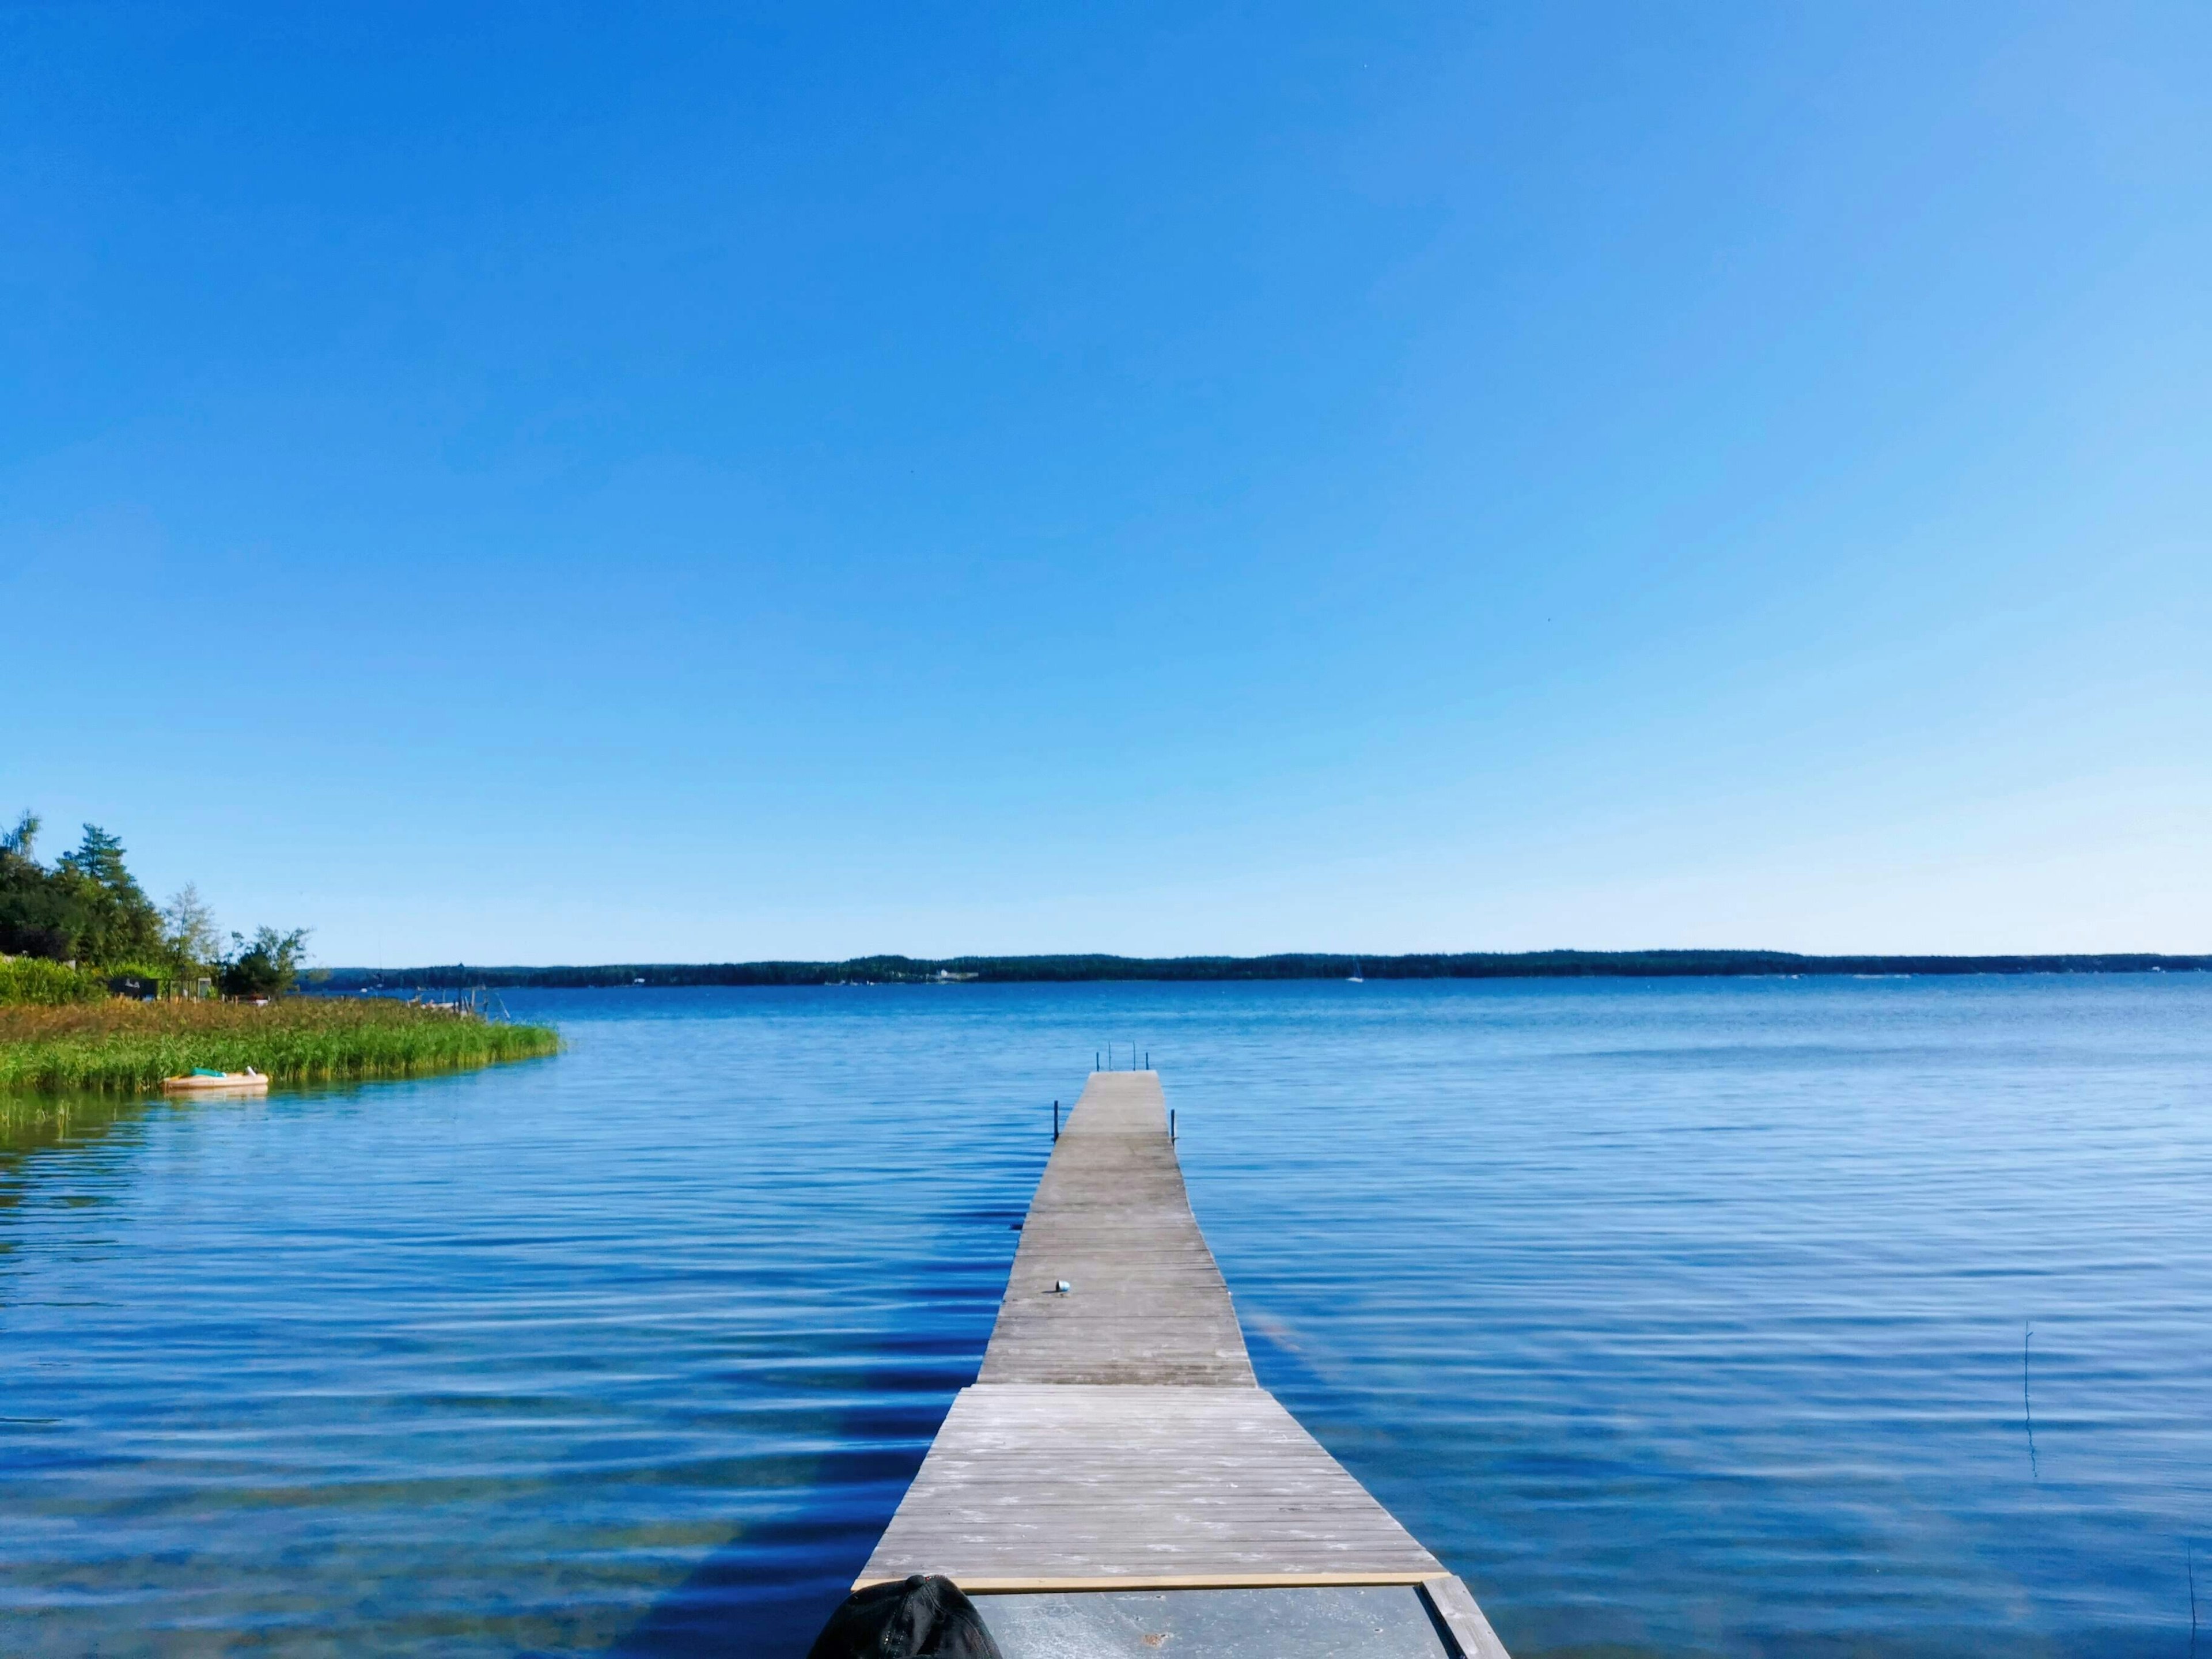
left=855, top=1071, right=1510, bottom=1657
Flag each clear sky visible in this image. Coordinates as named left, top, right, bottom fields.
left=5, top=3, right=2206, bottom=964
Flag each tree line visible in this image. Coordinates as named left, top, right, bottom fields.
left=312, top=948, right=2210, bottom=991
left=0, top=812, right=308, bottom=997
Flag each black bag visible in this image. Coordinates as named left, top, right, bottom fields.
left=805, top=1574, right=1004, bottom=1659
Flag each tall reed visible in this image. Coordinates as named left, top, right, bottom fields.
left=0, top=998, right=559, bottom=1094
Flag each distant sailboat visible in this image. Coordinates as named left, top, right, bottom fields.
left=1349, top=960, right=1364, bottom=982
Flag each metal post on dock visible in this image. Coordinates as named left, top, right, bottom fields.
left=1053, top=1100, right=1059, bottom=1142
left=1171, top=1107, right=1176, bottom=1142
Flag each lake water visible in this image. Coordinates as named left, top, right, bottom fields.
left=3, top=978, right=2209, bottom=1657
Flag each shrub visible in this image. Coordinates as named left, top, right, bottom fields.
left=0, top=956, right=107, bottom=1006
left=219, top=927, right=309, bottom=999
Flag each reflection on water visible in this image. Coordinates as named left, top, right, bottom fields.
left=2, top=1090, right=161, bottom=1163
left=1, top=978, right=2208, bottom=1657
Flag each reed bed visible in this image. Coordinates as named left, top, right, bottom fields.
left=0, top=998, right=560, bottom=1094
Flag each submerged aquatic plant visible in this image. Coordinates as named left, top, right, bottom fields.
left=0, top=998, right=559, bottom=1094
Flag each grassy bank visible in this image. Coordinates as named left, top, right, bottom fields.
left=0, top=998, right=560, bottom=1094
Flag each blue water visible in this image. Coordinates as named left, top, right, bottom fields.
left=3, top=978, right=2209, bottom=1657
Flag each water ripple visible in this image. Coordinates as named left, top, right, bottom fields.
left=2, top=976, right=2207, bottom=1656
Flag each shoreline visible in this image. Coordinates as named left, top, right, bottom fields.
left=0, top=999, right=560, bottom=1096
left=306, top=949, right=2211, bottom=992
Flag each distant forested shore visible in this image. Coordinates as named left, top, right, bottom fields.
left=310, top=950, right=2210, bottom=991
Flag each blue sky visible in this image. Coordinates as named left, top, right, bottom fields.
left=5, top=2, right=2206, bottom=963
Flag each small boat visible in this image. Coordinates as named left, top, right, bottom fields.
left=1349, top=960, right=1365, bottom=982
left=162, top=1068, right=269, bottom=1094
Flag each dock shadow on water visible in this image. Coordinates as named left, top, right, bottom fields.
left=606, top=1340, right=983, bottom=1658
left=607, top=1191, right=1031, bottom=1658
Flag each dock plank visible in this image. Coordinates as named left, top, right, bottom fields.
left=979, top=1073, right=1252, bottom=1387
left=849, top=1068, right=1512, bottom=1653
left=858, top=1384, right=1444, bottom=1589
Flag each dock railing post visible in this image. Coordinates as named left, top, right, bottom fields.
left=1053, top=1100, right=1059, bottom=1142
left=1171, top=1107, right=1176, bottom=1142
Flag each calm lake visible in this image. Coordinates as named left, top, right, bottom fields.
left=3, top=978, right=2208, bottom=1657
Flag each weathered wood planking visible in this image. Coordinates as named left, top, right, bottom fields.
left=978, top=1071, right=1253, bottom=1387
left=853, top=1068, right=1513, bottom=1655
left=1420, top=1573, right=1515, bottom=1659
left=858, top=1384, right=1443, bottom=1589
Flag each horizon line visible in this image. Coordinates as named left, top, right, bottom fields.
left=304, top=948, right=2211, bottom=986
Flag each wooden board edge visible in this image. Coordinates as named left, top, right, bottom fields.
left=851, top=1570, right=1441, bottom=1593
left=1416, top=1574, right=1513, bottom=1659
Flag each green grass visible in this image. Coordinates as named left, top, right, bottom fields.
left=0, top=998, right=560, bottom=1095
